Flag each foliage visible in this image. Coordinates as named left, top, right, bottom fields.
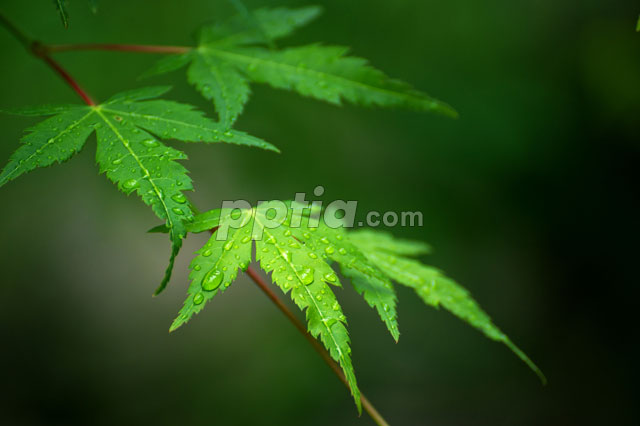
left=144, top=6, right=457, bottom=128
left=1, top=3, right=544, bottom=415
left=165, top=204, right=545, bottom=408
left=0, top=86, right=276, bottom=294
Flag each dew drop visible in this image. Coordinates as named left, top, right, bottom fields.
left=172, top=207, right=185, bottom=215
left=241, top=236, right=251, bottom=244
left=193, top=293, right=204, bottom=305
left=324, top=272, right=337, bottom=283
left=201, top=269, right=224, bottom=291
left=308, top=252, right=318, bottom=259
left=320, top=237, right=330, bottom=244
left=299, top=267, right=314, bottom=285
left=123, top=179, right=139, bottom=190
left=143, top=139, right=158, bottom=148
left=193, top=265, right=202, bottom=271
left=112, top=157, right=123, bottom=165
left=338, top=248, right=347, bottom=255
left=202, top=249, right=212, bottom=257
left=171, top=193, right=187, bottom=204
left=325, top=246, right=335, bottom=255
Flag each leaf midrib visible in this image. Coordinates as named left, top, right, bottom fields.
left=254, top=214, right=347, bottom=363
left=95, top=109, right=175, bottom=237
left=201, top=46, right=440, bottom=108
left=2, top=109, right=94, bottom=182
left=100, top=106, right=220, bottom=135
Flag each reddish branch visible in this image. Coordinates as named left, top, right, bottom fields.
left=47, top=43, right=192, bottom=54
left=32, top=43, right=96, bottom=106
left=0, top=13, right=96, bottom=106
left=245, top=266, right=390, bottom=426
left=0, top=12, right=390, bottom=425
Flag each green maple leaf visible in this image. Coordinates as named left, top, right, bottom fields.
left=349, top=229, right=547, bottom=384
left=171, top=203, right=362, bottom=411
left=0, top=86, right=277, bottom=294
left=170, top=202, right=544, bottom=410
left=144, top=6, right=457, bottom=129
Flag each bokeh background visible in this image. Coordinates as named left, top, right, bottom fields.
left=1, top=1, right=638, bottom=425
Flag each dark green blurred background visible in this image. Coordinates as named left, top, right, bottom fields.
left=1, top=1, right=638, bottom=425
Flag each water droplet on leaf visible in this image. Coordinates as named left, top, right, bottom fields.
left=299, top=268, right=314, bottom=285
left=123, top=179, right=138, bottom=190
left=202, top=269, right=224, bottom=291
left=171, top=193, right=187, bottom=204
left=324, top=272, right=337, bottom=283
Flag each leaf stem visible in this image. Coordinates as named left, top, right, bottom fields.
left=4, top=9, right=389, bottom=424
left=35, top=47, right=96, bottom=105
left=47, top=43, right=192, bottom=54
left=0, top=11, right=31, bottom=48
left=245, top=265, right=391, bottom=426
left=0, top=11, right=96, bottom=106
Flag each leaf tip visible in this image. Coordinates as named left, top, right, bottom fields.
left=439, top=103, right=459, bottom=119
left=168, top=321, right=182, bottom=333
left=504, top=338, right=546, bottom=384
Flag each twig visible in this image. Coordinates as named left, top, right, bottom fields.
left=2, top=10, right=391, bottom=424
left=0, top=12, right=95, bottom=105
left=47, top=43, right=191, bottom=54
